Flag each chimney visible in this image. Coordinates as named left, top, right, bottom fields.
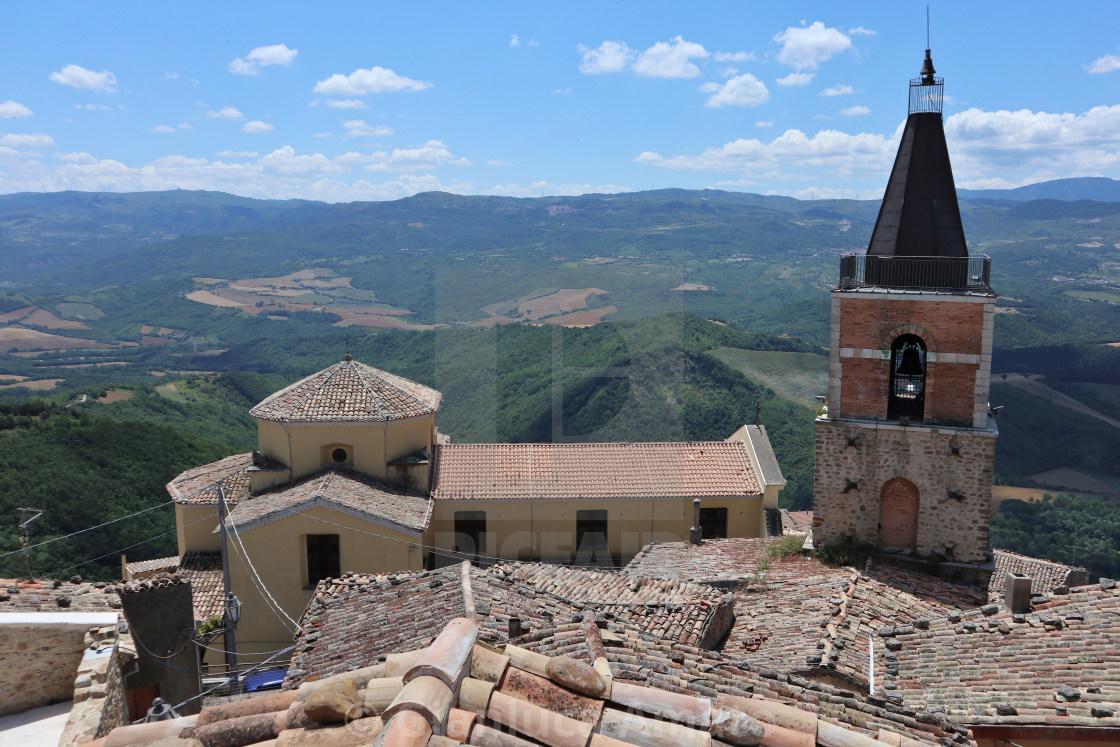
left=508, top=616, right=523, bottom=639
left=1004, top=573, right=1032, bottom=613
left=689, top=498, right=702, bottom=545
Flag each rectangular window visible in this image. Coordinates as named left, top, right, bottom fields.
left=699, top=507, right=728, bottom=539
left=454, top=511, right=486, bottom=557
left=306, top=534, right=340, bottom=585
left=575, top=510, right=609, bottom=557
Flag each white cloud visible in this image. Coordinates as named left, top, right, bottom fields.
left=848, top=26, right=876, bottom=36
left=314, top=67, right=432, bottom=95
left=0, top=101, right=33, bottom=119
left=756, top=121, right=774, bottom=127
left=75, top=103, right=113, bottom=111
left=634, top=127, right=898, bottom=181
left=773, top=22, right=852, bottom=70
left=713, top=51, right=755, bottom=62
left=229, top=43, right=298, bottom=75
left=510, top=34, right=521, bottom=48
left=0, top=132, right=54, bottom=147
left=479, top=181, right=632, bottom=198
left=633, top=36, right=709, bottom=78
left=178, top=123, right=194, bottom=130
left=161, top=72, right=180, bottom=80
left=362, top=140, right=470, bottom=172
left=343, top=120, right=394, bottom=138
left=49, top=64, right=118, bottom=92
left=701, top=74, right=769, bottom=108
left=258, top=146, right=343, bottom=176
left=217, top=150, right=259, bottom=158
left=487, top=160, right=513, bottom=167
left=313, top=132, right=333, bottom=138
left=326, top=98, right=368, bottom=109
left=840, top=105, right=870, bottom=116
left=152, top=125, right=176, bottom=133
left=577, top=40, right=634, bottom=74
left=820, top=84, right=854, bottom=97
left=1087, top=53, right=1120, bottom=74
left=528, top=39, right=539, bottom=48
left=55, top=152, right=97, bottom=164
left=242, top=120, right=274, bottom=134
left=206, top=107, right=244, bottom=120
left=552, top=88, right=572, bottom=95
left=719, top=67, right=740, bottom=78
left=777, top=72, right=814, bottom=87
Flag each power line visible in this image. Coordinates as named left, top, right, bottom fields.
left=42, top=513, right=213, bottom=579
left=228, top=515, right=300, bottom=633
left=171, top=644, right=296, bottom=712
left=0, top=500, right=176, bottom=560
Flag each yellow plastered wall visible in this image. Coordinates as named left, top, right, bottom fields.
left=256, top=416, right=434, bottom=487
left=426, top=497, right=762, bottom=564
left=226, top=504, right=422, bottom=655
left=176, top=503, right=220, bottom=555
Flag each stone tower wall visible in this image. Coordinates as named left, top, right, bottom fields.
left=812, top=417, right=996, bottom=563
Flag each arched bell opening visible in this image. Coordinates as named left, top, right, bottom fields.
left=888, top=334, right=927, bottom=421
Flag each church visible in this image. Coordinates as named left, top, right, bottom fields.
left=165, top=355, right=786, bottom=660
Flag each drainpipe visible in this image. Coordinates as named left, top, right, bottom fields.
left=689, top=498, right=702, bottom=545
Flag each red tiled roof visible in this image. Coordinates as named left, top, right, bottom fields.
left=0, top=577, right=122, bottom=612
left=224, top=467, right=433, bottom=534
left=124, top=555, right=180, bottom=576
left=249, top=358, right=441, bottom=423
left=431, top=441, right=760, bottom=501
left=989, top=548, right=1087, bottom=602
left=890, top=581, right=1120, bottom=729
left=167, top=452, right=252, bottom=506
left=179, top=551, right=224, bottom=621
left=782, top=509, right=814, bottom=535
left=625, top=537, right=827, bottom=585
left=122, top=615, right=967, bottom=747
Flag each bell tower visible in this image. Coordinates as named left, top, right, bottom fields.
left=812, top=49, right=998, bottom=580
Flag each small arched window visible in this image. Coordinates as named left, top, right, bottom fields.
left=889, top=334, right=926, bottom=421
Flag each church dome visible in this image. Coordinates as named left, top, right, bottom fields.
left=249, top=356, right=442, bottom=423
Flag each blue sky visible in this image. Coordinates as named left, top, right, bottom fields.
left=2, top=1, right=1119, bottom=202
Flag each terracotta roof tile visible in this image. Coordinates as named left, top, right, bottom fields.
left=124, top=555, right=180, bottom=576
left=249, top=358, right=441, bottom=423
left=225, top=467, right=433, bottom=535
left=167, top=452, right=252, bottom=506
left=0, top=577, right=122, bottom=612
left=179, top=551, right=224, bottom=621
left=890, top=582, right=1120, bottom=729
left=431, top=442, right=760, bottom=501
left=285, top=562, right=730, bottom=688
left=624, top=537, right=827, bottom=586
left=989, top=548, right=1087, bottom=601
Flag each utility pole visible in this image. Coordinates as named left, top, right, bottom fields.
left=217, top=484, right=239, bottom=694
left=16, top=507, right=45, bottom=579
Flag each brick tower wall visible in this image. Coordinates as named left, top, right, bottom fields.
left=812, top=417, right=996, bottom=563
left=827, top=292, right=995, bottom=429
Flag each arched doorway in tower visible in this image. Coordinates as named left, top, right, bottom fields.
left=878, top=477, right=919, bottom=549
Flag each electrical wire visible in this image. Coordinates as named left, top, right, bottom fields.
left=0, top=499, right=176, bottom=560
left=41, top=513, right=214, bottom=578
left=171, top=644, right=297, bottom=712
left=227, top=515, right=300, bottom=632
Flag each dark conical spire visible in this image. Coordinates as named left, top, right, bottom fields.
left=866, top=49, right=966, bottom=259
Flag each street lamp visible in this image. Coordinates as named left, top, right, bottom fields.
left=224, top=592, right=242, bottom=626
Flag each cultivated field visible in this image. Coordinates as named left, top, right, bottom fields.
left=707, top=348, right=828, bottom=408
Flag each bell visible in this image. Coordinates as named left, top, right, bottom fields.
left=897, top=346, right=925, bottom=377
left=920, top=49, right=936, bottom=84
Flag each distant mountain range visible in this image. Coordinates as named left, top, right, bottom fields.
left=957, top=177, right=1120, bottom=202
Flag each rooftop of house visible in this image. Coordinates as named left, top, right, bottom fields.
left=0, top=577, right=122, bottom=612
left=178, top=551, right=224, bottom=621
left=989, top=548, right=1087, bottom=602
left=166, top=451, right=252, bottom=506
left=781, top=509, right=814, bottom=536
left=284, top=561, right=731, bottom=689
left=516, top=618, right=970, bottom=746
left=223, top=467, right=433, bottom=535
left=431, top=441, right=761, bottom=501
left=248, top=356, right=442, bottom=424
left=93, top=610, right=970, bottom=747
left=889, top=579, right=1120, bottom=729
left=123, top=555, right=179, bottom=576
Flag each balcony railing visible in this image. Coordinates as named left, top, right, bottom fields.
left=839, top=254, right=992, bottom=292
